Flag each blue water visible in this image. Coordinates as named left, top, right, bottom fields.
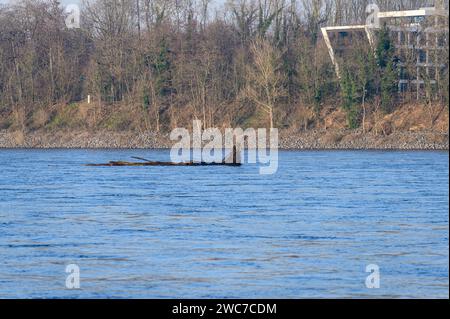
left=0, top=149, right=448, bottom=298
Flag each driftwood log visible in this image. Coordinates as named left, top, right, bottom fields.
left=86, top=146, right=242, bottom=167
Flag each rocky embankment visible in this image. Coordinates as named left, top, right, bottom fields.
left=279, top=129, right=449, bottom=150
left=0, top=129, right=448, bottom=150
left=0, top=130, right=172, bottom=149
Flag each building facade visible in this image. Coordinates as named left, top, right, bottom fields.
left=321, top=5, right=449, bottom=99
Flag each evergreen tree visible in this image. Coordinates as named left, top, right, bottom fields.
left=152, top=38, right=172, bottom=97
left=376, top=24, right=397, bottom=113
left=380, top=59, right=398, bottom=113
left=341, top=69, right=359, bottom=129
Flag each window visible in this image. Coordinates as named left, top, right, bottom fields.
left=399, top=82, right=409, bottom=92
left=418, top=34, right=426, bottom=47
left=418, top=50, right=427, bottom=63
left=414, top=16, right=425, bottom=24
left=437, top=33, right=447, bottom=47
left=410, top=31, right=418, bottom=46
left=398, top=49, right=407, bottom=63
left=429, top=68, right=436, bottom=81
left=400, top=67, right=408, bottom=80
left=428, top=51, right=435, bottom=65
left=400, top=32, right=407, bottom=45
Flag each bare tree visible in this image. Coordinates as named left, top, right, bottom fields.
left=244, top=38, right=286, bottom=128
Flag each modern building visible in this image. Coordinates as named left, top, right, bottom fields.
left=321, top=3, right=449, bottom=99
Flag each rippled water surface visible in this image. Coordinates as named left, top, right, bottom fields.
left=0, top=149, right=448, bottom=298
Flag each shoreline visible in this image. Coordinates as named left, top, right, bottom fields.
left=0, top=129, right=448, bottom=151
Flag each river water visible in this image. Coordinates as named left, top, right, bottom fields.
left=0, top=149, right=448, bottom=298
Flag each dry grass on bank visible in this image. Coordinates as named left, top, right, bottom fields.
left=0, top=101, right=448, bottom=137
